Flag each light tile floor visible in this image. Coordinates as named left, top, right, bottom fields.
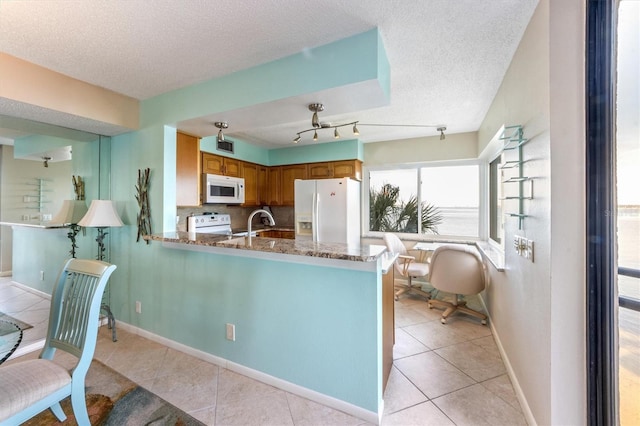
left=1, top=277, right=527, bottom=425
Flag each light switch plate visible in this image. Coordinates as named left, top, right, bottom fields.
left=525, top=239, right=534, bottom=262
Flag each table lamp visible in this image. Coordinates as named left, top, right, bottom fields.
left=50, top=200, right=88, bottom=258
left=78, top=200, right=124, bottom=261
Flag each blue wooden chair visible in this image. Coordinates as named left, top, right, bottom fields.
left=0, top=258, right=117, bottom=425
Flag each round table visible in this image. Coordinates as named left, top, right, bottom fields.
left=0, top=320, right=23, bottom=364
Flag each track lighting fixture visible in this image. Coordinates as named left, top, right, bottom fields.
left=214, top=121, right=228, bottom=143
left=293, top=103, right=359, bottom=143
left=437, top=126, right=447, bottom=140
left=43, top=156, right=51, bottom=168
left=293, top=103, right=447, bottom=143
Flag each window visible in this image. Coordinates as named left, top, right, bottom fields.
left=367, top=163, right=480, bottom=238
left=489, top=154, right=504, bottom=244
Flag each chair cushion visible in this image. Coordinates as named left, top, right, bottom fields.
left=407, top=262, right=429, bottom=278
left=0, top=359, right=71, bottom=421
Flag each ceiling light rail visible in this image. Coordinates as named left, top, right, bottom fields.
left=293, top=103, right=447, bottom=143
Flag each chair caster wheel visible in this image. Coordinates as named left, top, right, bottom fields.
left=440, top=318, right=447, bottom=324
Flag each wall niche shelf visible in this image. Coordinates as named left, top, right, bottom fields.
left=24, top=178, right=52, bottom=214
left=499, top=125, right=532, bottom=229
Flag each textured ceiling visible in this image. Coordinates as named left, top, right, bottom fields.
left=0, top=0, right=538, bottom=147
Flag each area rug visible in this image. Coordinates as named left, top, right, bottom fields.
left=22, top=359, right=206, bottom=426
left=0, top=311, right=33, bottom=334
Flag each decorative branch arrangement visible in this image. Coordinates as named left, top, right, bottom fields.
left=135, top=168, right=152, bottom=244
left=72, top=175, right=85, bottom=200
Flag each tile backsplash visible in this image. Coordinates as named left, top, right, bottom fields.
left=177, top=205, right=294, bottom=232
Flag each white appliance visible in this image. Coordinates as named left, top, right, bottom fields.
left=187, top=213, right=232, bottom=235
left=203, top=174, right=245, bottom=204
left=294, top=177, right=361, bottom=245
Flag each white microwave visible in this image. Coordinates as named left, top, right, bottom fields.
left=203, top=174, right=245, bottom=204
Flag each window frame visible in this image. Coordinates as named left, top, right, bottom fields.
left=363, top=159, right=484, bottom=241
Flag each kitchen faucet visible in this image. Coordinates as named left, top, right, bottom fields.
left=247, top=209, right=275, bottom=245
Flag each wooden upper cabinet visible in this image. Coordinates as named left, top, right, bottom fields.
left=332, top=160, right=362, bottom=181
left=223, top=158, right=241, bottom=177
left=176, top=131, right=201, bottom=206
left=281, top=164, right=307, bottom=205
left=241, top=162, right=259, bottom=206
left=257, top=166, right=268, bottom=205
left=308, top=162, right=333, bottom=179
left=202, top=152, right=223, bottom=174
left=201, top=152, right=241, bottom=176
left=266, top=166, right=282, bottom=205
left=307, top=160, right=362, bottom=181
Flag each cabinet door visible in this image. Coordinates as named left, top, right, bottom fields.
left=308, top=162, right=333, bottom=179
left=281, top=164, right=307, bottom=205
left=257, top=166, right=268, bottom=205
left=280, top=230, right=295, bottom=239
left=176, top=132, right=201, bottom=206
left=202, top=153, right=224, bottom=174
left=241, top=162, right=259, bottom=206
left=332, top=160, right=362, bottom=181
left=266, top=167, right=282, bottom=205
left=224, top=158, right=241, bottom=177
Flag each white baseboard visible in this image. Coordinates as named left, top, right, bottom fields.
left=115, top=321, right=379, bottom=425
left=6, top=280, right=51, bottom=299
left=0, top=271, right=12, bottom=277
left=479, top=295, right=537, bottom=426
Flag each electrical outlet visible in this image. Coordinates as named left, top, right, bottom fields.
left=135, top=301, right=142, bottom=314
left=39, top=271, right=44, bottom=281
left=513, top=236, right=526, bottom=255
left=226, top=323, right=236, bottom=341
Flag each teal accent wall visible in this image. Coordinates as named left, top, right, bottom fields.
left=13, top=134, right=74, bottom=158
left=108, top=242, right=382, bottom=411
left=140, top=28, right=386, bottom=127
left=269, top=139, right=363, bottom=165
left=8, top=28, right=389, bottom=415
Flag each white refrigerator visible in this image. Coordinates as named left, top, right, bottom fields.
left=294, top=177, right=361, bottom=246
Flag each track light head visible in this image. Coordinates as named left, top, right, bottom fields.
left=313, top=130, right=318, bottom=141
left=334, top=128, right=340, bottom=139
left=214, top=122, right=229, bottom=142
left=308, top=103, right=324, bottom=128
left=437, top=126, right=446, bottom=140
left=352, top=123, right=360, bottom=136
left=293, top=135, right=301, bottom=143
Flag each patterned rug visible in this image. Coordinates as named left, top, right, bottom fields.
left=0, top=312, right=32, bottom=363
left=0, top=312, right=33, bottom=335
left=22, top=359, right=206, bottom=425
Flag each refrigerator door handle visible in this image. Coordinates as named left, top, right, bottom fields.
left=312, top=193, right=319, bottom=242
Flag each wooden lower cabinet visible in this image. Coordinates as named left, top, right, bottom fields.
left=258, top=230, right=295, bottom=239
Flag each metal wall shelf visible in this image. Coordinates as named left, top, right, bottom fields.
left=500, top=125, right=532, bottom=229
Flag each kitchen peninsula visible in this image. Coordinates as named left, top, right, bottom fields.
left=144, top=231, right=394, bottom=423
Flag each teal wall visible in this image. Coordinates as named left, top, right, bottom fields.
left=10, top=28, right=388, bottom=415
left=13, top=134, right=73, bottom=158
left=200, top=135, right=270, bottom=165
left=269, top=139, right=363, bottom=165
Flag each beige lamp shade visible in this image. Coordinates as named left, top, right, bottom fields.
left=50, top=200, right=88, bottom=225
left=78, top=200, right=124, bottom=228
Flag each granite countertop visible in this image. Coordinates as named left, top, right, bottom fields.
left=145, top=231, right=387, bottom=262
left=0, top=221, right=68, bottom=229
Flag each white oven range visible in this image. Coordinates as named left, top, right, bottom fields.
left=187, top=213, right=232, bottom=235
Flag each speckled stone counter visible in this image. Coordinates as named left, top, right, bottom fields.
left=145, top=231, right=387, bottom=263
